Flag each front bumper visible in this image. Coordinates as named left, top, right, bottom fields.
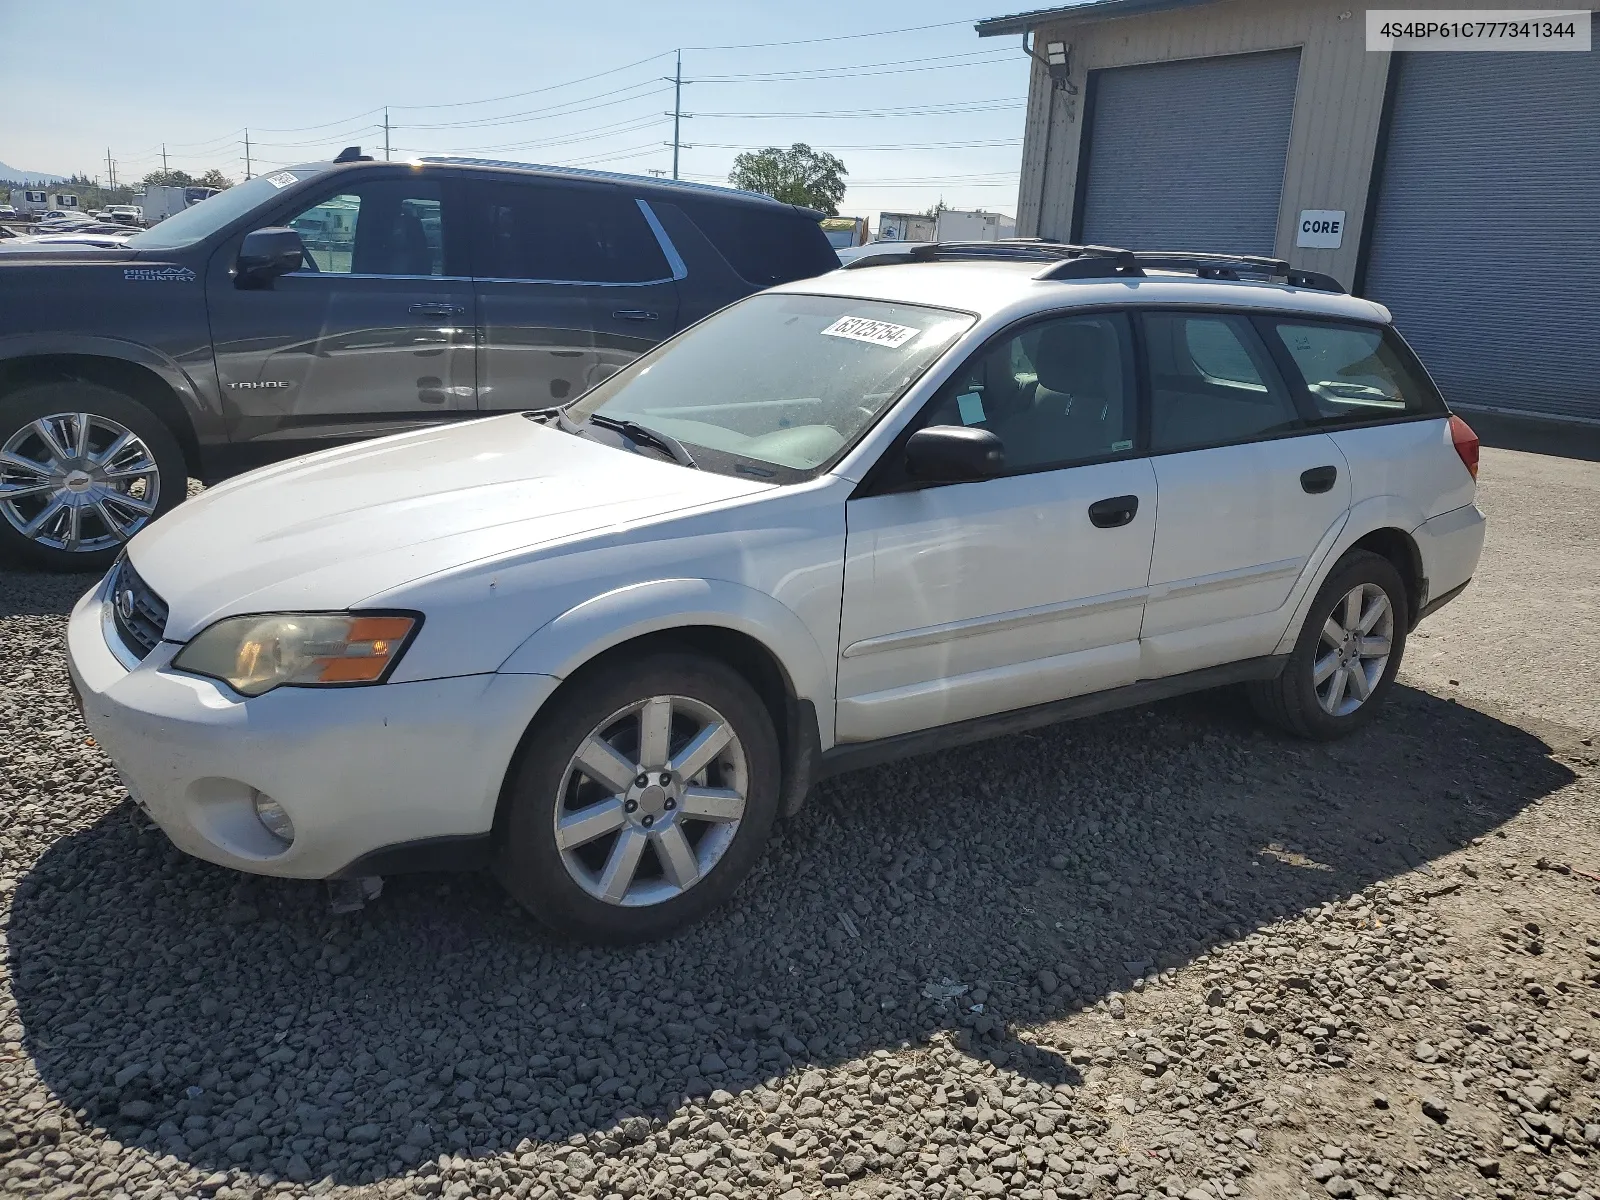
left=66, top=575, right=558, bottom=880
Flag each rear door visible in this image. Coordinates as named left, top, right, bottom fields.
left=1136, top=309, right=1351, bottom=678
left=467, top=178, right=681, bottom=413
left=207, top=173, right=476, bottom=445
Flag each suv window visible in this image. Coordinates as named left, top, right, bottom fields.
left=1143, top=312, right=1301, bottom=452
left=921, top=313, right=1136, bottom=473
left=1266, top=320, right=1445, bottom=422
left=476, top=183, right=668, bottom=283
left=676, top=198, right=839, bottom=286
left=287, top=180, right=447, bottom=276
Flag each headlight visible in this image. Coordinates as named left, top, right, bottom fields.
left=172, top=612, right=420, bottom=697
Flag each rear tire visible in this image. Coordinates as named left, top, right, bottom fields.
left=1249, top=549, right=1409, bottom=740
left=0, top=381, right=186, bottom=573
left=494, top=652, right=781, bottom=943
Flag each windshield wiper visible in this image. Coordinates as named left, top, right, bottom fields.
left=585, top=414, right=698, bottom=469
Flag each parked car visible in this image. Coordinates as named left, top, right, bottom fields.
left=103, top=204, right=145, bottom=226
left=0, top=153, right=839, bottom=570
left=66, top=244, right=1486, bottom=942
left=0, top=204, right=17, bottom=220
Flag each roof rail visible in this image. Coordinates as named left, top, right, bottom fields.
left=842, top=238, right=1345, bottom=293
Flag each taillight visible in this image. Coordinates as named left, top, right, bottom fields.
left=1449, top=414, right=1479, bottom=481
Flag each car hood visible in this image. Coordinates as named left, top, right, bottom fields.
left=0, top=239, right=139, bottom=260
left=129, top=414, right=772, bottom=640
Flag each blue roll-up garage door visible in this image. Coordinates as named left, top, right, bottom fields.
left=1364, top=26, right=1600, bottom=422
left=1077, top=50, right=1301, bottom=257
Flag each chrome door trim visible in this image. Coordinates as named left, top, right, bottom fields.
left=637, top=199, right=689, bottom=281
left=841, top=586, right=1150, bottom=659
left=1148, top=556, right=1303, bottom=600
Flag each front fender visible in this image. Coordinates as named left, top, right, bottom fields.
left=497, top=576, right=836, bottom=748
left=1271, top=494, right=1428, bottom=656
left=0, top=332, right=222, bottom=439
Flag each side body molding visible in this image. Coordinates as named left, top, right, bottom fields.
left=497, top=576, right=838, bottom=750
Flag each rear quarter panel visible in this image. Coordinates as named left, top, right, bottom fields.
left=1328, top=418, right=1475, bottom=525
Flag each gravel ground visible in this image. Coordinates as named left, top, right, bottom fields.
left=2, top=444, right=1598, bottom=1200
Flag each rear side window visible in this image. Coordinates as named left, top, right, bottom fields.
left=1142, top=312, right=1302, bottom=452
left=1266, top=320, right=1446, bottom=422
left=676, top=199, right=839, bottom=286
left=475, top=182, right=669, bottom=283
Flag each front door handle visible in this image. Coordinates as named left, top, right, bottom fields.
left=408, top=302, right=465, bottom=316
left=1087, top=495, right=1140, bottom=529
left=612, top=309, right=659, bottom=322
left=1300, top=465, right=1338, bottom=494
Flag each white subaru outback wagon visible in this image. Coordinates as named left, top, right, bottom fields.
left=67, top=244, right=1486, bottom=942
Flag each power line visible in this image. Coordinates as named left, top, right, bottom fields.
left=692, top=49, right=1015, bottom=82
left=391, top=51, right=675, bottom=111
left=682, top=18, right=982, bottom=51
left=688, top=99, right=1027, bottom=119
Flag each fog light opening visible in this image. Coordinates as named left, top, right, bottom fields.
left=252, top=791, right=295, bottom=844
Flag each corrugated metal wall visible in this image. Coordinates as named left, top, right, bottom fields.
left=1009, top=0, right=1388, bottom=287
left=1364, top=22, right=1600, bottom=422
left=1076, top=50, right=1300, bottom=256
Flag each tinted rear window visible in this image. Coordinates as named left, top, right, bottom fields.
left=1265, top=320, right=1446, bottom=423
left=676, top=199, right=839, bottom=287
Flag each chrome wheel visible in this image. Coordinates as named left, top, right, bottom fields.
left=1314, top=583, right=1394, bottom=717
left=554, top=694, right=748, bottom=908
left=0, top=412, right=161, bottom=553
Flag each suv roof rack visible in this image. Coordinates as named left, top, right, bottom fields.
left=843, top=239, right=1344, bottom=293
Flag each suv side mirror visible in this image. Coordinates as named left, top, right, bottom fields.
left=904, top=425, right=1005, bottom=483
left=236, top=227, right=306, bottom=285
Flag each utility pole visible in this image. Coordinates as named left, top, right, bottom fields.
left=161, top=143, right=168, bottom=177
left=244, top=129, right=252, bottom=180
left=672, top=49, right=682, bottom=180
left=106, top=148, right=114, bottom=192
left=384, top=107, right=391, bottom=161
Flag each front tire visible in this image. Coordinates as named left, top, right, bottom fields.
left=495, top=652, right=781, bottom=943
left=0, top=381, right=186, bottom=572
left=1249, top=549, right=1409, bottom=740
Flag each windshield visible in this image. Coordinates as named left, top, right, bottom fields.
left=568, top=292, right=973, bottom=480
left=126, top=170, right=322, bottom=250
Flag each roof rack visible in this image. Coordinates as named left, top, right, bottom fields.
left=843, top=238, right=1344, bottom=293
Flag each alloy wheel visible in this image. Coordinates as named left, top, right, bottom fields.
left=0, top=412, right=161, bottom=553
left=1314, top=583, right=1394, bottom=717
left=554, top=694, right=748, bottom=908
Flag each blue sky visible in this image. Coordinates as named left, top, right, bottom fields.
left=1, top=1, right=1039, bottom=220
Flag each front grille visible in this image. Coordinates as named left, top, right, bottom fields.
left=108, top=557, right=168, bottom=661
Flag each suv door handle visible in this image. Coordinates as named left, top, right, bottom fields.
left=612, top=309, right=659, bottom=321
left=1087, top=495, right=1140, bottom=529
left=408, top=302, right=465, bottom=316
left=1300, top=465, right=1338, bottom=494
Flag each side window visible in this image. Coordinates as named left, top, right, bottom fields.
left=923, top=312, right=1136, bottom=473
left=676, top=199, right=840, bottom=286
left=286, top=180, right=446, bottom=276
left=1267, top=320, right=1445, bottom=422
left=479, top=184, right=669, bottom=283
left=1143, top=312, right=1302, bottom=452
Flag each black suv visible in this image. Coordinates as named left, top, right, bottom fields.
left=0, top=155, right=838, bottom=570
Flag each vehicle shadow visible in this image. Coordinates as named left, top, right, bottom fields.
left=5, top=683, right=1575, bottom=1187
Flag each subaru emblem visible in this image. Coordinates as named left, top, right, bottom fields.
left=116, top=588, right=136, bottom=621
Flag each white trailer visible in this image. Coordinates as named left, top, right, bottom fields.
left=934, top=209, right=1017, bottom=242
left=10, top=189, right=50, bottom=216
left=875, top=212, right=937, bottom=242
left=134, top=184, right=220, bottom=223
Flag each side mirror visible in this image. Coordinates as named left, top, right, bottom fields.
left=236, top=227, right=305, bottom=285
left=904, top=425, right=1005, bottom=483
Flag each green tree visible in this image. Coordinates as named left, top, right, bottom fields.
left=142, top=168, right=196, bottom=188
left=922, top=199, right=949, bottom=219
left=728, top=143, right=847, bottom=216
left=198, top=168, right=234, bottom=190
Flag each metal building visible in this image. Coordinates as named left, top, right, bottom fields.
left=977, top=0, right=1600, bottom=424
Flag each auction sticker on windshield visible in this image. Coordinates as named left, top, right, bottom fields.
left=265, top=171, right=299, bottom=189
left=822, top=315, right=921, bottom=348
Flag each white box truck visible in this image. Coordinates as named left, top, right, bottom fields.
left=934, top=209, right=1017, bottom=242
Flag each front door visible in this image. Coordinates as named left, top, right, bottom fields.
left=208, top=175, right=475, bottom=447
left=1135, top=310, right=1352, bottom=678
left=467, top=179, right=680, bottom=412
left=837, top=312, right=1157, bottom=743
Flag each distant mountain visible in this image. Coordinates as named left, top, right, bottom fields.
left=0, top=161, right=66, bottom=185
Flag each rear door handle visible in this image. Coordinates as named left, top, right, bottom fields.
left=408, top=302, right=465, bottom=316
left=1300, top=465, right=1338, bottom=494
left=612, top=309, right=659, bottom=322
left=1087, top=495, right=1140, bottom=529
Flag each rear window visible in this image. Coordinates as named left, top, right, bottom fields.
left=1266, top=320, right=1446, bottom=423
left=677, top=199, right=839, bottom=286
